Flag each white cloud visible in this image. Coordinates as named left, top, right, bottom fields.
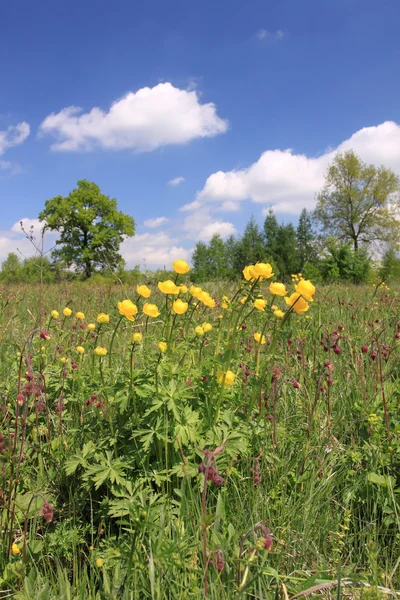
left=120, top=231, right=190, bottom=268
left=11, top=218, right=44, bottom=234
left=0, top=219, right=56, bottom=263
left=196, top=121, right=400, bottom=215
left=168, top=176, right=185, bottom=186
left=182, top=208, right=236, bottom=241
left=39, top=83, right=228, bottom=152
left=0, top=122, right=30, bottom=155
left=144, top=216, right=169, bottom=228
left=255, top=29, right=285, bottom=42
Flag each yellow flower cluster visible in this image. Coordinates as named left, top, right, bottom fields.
left=243, top=263, right=274, bottom=282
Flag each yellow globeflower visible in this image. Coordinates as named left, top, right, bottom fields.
left=137, top=284, right=151, bottom=298
left=51, top=310, right=59, bottom=319
left=243, top=265, right=257, bottom=281
left=63, top=307, right=72, bottom=317
left=87, top=323, right=96, bottom=331
left=76, top=312, right=85, bottom=320
left=11, top=543, right=20, bottom=555
left=295, top=279, right=316, bottom=302
left=285, top=293, right=309, bottom=316
left=190, top=285, right=203, bottom=298
left=199, top=291, right=215, bottom=308
left=254, top=298, right=267, bottom=311
left=217, top=370, right=235, bottom=388
left=172, top=299, right=188, bottom=315
left=202, top=322, right=212, bottom=333
left=97, top=313, right=110, bottom=324
left=173, top=259, right=190, bottom=274
left=133, top=332, right=143, bottom=343
left=195, top=325, right=205, bottom=336
left=143, top=302, right=160, bottom=318
left=158, top=341, right=167, bottom=353
left=76, top=346, right=85, bottom=354
left=254, top=332, right=266, bottom=344
left=94, top=347, right=107, bottom=357
left=180, top=284, right=188, bottom=293
left=273, top=309, right=285, bottom=318
left=269, top=282, right=287, bottom=296
left=96, top=558, right=104, bottom=567
left=118, top=299, right=138, bottom=321
left=158, top=280, right=180, bottom=294
left=253, top=263, right=274, bottom=279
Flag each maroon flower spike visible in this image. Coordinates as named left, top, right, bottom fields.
left=40, top=330, right=51, bottom=340
left=212, top=474, right=224, bottom=487
left=40, top=500, right=54, bottom=523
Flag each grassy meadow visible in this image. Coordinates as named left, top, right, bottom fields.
left=0, top=267, right=400, bottom=599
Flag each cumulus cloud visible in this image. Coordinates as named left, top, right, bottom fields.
left=144, top=216, right=169, bottom=228
left=11, top=218, right=45, bottom=234
left=195, top=121, right=400, bottom=215
left=120, top=231, right=190, bottom=268
left=39, top=83, right=228, bottom=152
left=168, top=176, right=185, bottom=186
left=0, top=122, right=30, bottom=155
left=0, top=218, right=55, bottom=263
left=182, top=208, right=236, bottom=241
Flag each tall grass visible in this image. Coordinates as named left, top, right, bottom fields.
left=0, top=273, right=399, bottom=599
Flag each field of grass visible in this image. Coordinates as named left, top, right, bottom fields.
left=0, top=268, right=399, bottom=599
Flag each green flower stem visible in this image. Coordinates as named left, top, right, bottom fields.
left=129, top=343, right=138, bottom=421
left=108, top=315, right=123, bottom=369
left=91, top=323, right=103, bottom=377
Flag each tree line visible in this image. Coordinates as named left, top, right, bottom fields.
left=192, top=150, right=400, bottom=283
left=1, top=150, right=400, bottom=284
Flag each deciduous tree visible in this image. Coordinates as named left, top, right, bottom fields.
left=39, top=180, right=135, bottom=278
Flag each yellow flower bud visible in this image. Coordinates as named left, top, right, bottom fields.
left=96, top=313, right=110, bottom=324
left=132, top=332, right=143, bottom=343
left=51, top=310, right=59, bottom=319
left=94, top=347, right=107, bottom=357
left=158, top=341, right=167, bottom=353
left=63, top=307, right=72, bottom=317
left=216, top=370, right=235, bottom=388
left=76, top=312, right=85, bottom=320
left=87, top=323, right=96, bottom=331
left=202, top=322, right=212, bottom=333
left=254, top=332, right=266, bottom=344
left=76, top=346, right=85, bottom=354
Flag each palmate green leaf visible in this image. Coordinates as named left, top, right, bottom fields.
left=65, top=441, right=95, bottom=476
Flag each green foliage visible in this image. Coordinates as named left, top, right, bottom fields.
left=39, top=180, right=135, bottom=278
left=319, top=239, right=371, bottom=283
left=1, top=255, right=400, bottom=597
left=315, top=150, right=400, bottom=252
left=0, top=253, right=61, bottom=284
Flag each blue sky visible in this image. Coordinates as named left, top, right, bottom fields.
left=1, top=0, right=400, bottom=267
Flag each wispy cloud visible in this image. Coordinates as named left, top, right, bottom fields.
left=255, top=29, right=285, bottom=42
left=0, top=122, right=30, bottom=155
left=144, top=216, right=169, bottom=228
left=168, top=176, right=185, bottom=186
